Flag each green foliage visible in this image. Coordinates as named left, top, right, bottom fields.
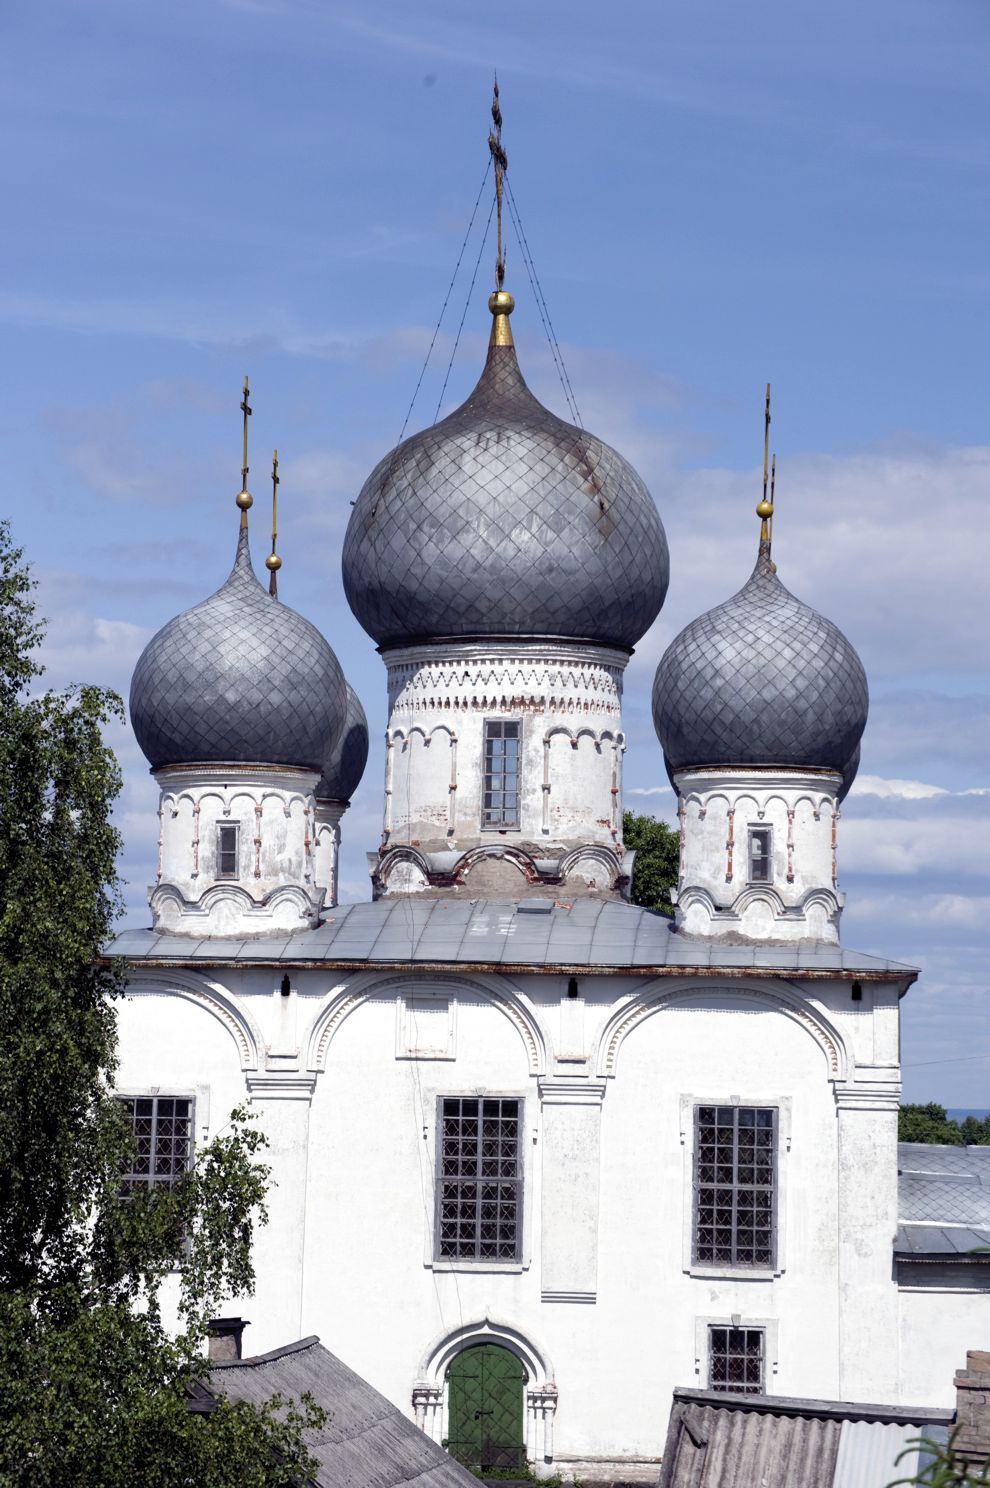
left=898, top=1104, right=990, bottom=1147
left=623, top=810, right=679, bottom=919
left=0, top=522, right=324, bottom=1486
left=888, top=1428, right=990, bottom=1486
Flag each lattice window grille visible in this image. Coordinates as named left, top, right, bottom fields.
left=437, top=1097, right=521, bottom=1261
left=119, top=1095, right=193, bottom=1196
left=482, top=721, right=521, bottom=829
left=694, top=1105, right=776, bottom=1266
left=708, top=1325, right=765, bottom=1393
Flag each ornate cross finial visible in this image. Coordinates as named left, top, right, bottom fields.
left=266, top=449, right=281, bottom=597
left=488, top=77, right=508, bottom=291
left=756, top=382, right=776, bottom=549
left=235, top=376, right=254, bottom=528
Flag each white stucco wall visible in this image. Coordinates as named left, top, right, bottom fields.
left=673, top=766, right=844, bottom=942
left=151, top=763, right=324, bottom=934
left=110, top=957, right=958, bottom=1472
left=899, top=1288, right=990, bottom=1406
left=376, top=642, right=630, bottom=894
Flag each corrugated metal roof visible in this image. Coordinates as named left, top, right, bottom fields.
left=658, top=1392, right=952, bottom=1488
left=105, top=899, right=917, bottom=978
left=833, top=1419, right=950, bottom=1488
left=208, top=1336, right=476, bottom=1488
left=659, top=1398, right=841, bottom=1487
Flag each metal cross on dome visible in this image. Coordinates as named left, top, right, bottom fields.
left=488, top=78, right=508, bottom=290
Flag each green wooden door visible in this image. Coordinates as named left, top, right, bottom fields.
left=446, top=1344, right=526, bottom=1470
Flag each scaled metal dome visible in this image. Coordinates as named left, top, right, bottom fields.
left=131, top=526, right=347, bottom=772
left=316, top=682, right=369, bottom=802
left=653, top=543, right=868, bottom=795
left=342, top=296, right=669, bottom=650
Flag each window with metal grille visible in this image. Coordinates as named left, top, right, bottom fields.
left=437, top=1097, right=521, bottom=1262
left=216, top=822, right=239, bottom=877
left=748, top=827, right=772, bottom=883
left=708, top=1326, right=765, bottom=1393
left=119, top=1096, right=193, bottom=1196
left=694, top=1105, right=776, bottom=1266
left=482, top=721, right=521, bottom=829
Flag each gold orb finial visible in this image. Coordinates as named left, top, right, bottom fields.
left=756, top=497, right=773, bottom=520
left=236, top=487, right=253, bottom=511
left=488, top=289, right=515, bottom=348
left=265, top=552, right=282, bottom=572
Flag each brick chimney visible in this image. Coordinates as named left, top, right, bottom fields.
left=207, top=1317, right=249, bottom=1362
left=954, top=1350, right=990, bottom=1464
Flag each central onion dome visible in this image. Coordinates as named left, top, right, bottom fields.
left=131, top=524, right=347, bottom=772
left=653, top=540, right=868, bottom=797
left=342, top=292, right=669, bottom=651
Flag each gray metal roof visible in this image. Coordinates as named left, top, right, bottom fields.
left=897, top=1143, right=990, bottom=1256
left=106, top=897, right=917, bottom=978
left=341, top=325, right=669, bottom=650
left=130, top=525, right=347, bottom=772
left=653, top=543, right=867, bottom=797
left=208, top=1336, right=476, bottom=1488
left=658, top=1389, right=951, bottom=1488
left=317, top=682, right=369, bottom=803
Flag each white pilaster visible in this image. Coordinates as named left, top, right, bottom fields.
left=835, top=1075, right=901, bottom=1402
left=538, top=1078, right=606, bottom=1302
left=245, top=1072, right=317, bottom=1349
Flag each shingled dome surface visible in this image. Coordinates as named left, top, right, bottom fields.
left=131, top=528, right=346, bottom=771
left=316, top=681, right=369, bottom=801
left=653, top=546, right=867, bottom=793
left=342, top=335, right=669, bottom=649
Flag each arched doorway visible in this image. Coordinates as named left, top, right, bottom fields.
left=446, top=1343, right=527, bottom=1470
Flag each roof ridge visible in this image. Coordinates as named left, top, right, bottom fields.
left=211, top=1334, right=321, bottom=1369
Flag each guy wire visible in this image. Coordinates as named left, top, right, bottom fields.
left=505, top=180, right=582, bottom=427
left=433, top=194, right=496, bottom=423
left=396, top=158, right=492, bottom=448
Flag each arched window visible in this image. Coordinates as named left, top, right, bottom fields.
left=445, top=1344, right=526, bottom=1470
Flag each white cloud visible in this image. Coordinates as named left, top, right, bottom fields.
left=38, top=612, right=150, bottom=695
left=624, top=444, right=990, bottom=688
left=851, top=775, right=947, bottom=800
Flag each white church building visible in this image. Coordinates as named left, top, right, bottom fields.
left=110, top=282, right=990, bottom=1479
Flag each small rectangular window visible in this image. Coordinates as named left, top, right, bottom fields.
left=694, top=1105, right=776, bottom=1267
left=217, top=823, right=239, bottom=878
left=436, top=1096, right=522, bottom=1262
left=708, top=1325, right=765, bottom=1393
left=118, top=1095, right=193, bottom=1197
left=748, top=827, right=772, bottom=883
left=482, top=721, right=521, bottom=829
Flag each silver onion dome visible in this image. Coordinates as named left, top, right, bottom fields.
left=653, top=543, right=868, bottom=797
left=316, top=682, right=369, bottom=802
left=342, top=293, right=669, bottom=650
left=130, top=526, right=347, bottom=772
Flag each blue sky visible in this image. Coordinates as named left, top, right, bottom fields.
left=3, top=0, right=988, bottom=1101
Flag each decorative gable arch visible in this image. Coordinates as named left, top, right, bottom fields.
left=306, top=970, right=547, bottom=1077
left=595, top=978, right=847, bottom=1081
left=122, top=968, right=262, bottom=1071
